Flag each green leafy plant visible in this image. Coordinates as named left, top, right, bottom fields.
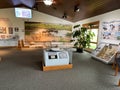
left=72, top=27, right=95, bottom=51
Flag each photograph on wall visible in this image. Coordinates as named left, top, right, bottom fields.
left=14, top=27, right=19, bottom=32
left=0, top=27, right=6, bottom=34
left=12, top=34, right=19, bottom=40
left=0, top=35, right=6, bottom=39
left=25, top=22, right=72, bottom=42
left=6, top=35, right=12, bottom=39
left=8, top=27, right=13, bottom=34
left=101, top=20, right=120, bottom=40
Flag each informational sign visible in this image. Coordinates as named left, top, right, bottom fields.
left=15, top=8, right=32, bottom=18
left=101, top=20, right=120, bottom=40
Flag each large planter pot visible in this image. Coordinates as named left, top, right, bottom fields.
left=77, top=48, right=83, bottom=53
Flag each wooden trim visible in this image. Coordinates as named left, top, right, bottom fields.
left=23, top=46, right=30, bottom=48
left=83, top=21, right=99, bottom=50
left=118, top=79, right=120, bottom=86
left=0, top=46, right=17, bottom=48
left=42, top=63, right=73, bottom=71
left=82, top=21, right=100, bottom=29
left=84, top=48, right=93, bottom=53
left=90, top=42, right=97, bottom=44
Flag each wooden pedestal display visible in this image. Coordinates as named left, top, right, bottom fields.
left=43, top=49, right=73, bottom=71
left=42, top=62, right=72, bottom=71
left=17, top=40, right=24, bottom=50
left=118, top=79, right=120, bottom=86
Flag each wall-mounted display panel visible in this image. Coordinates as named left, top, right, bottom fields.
left=25, top=22, right=72, bottom=42
left=15, top=8, right=32, bottom=18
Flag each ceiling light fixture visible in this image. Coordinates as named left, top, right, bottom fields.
left=43, top=0, right=53, bottom=6
left=74, top=5, right=80, bottom=12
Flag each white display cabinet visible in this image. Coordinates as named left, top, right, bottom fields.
left=43, top=48, right=70, bottom=66
left=91, top=43, right=119, bottom=64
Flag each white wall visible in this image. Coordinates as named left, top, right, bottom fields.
left=0, top=8, right=120, bottom=46
left=74, top=9, right=120, bottom=44
left=31, top=10, right=73, bottom=24
left=0, top=8, right=73, bottom=46
left=0, top=8, right=73, bottom=38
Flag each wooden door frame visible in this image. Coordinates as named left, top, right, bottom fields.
left=82, top=21, right=100, bottom=52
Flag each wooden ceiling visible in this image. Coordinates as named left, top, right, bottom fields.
left=0, top=0, right=120, bottom=22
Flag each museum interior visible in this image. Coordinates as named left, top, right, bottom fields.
left=0, top=0, right=120, bottom=90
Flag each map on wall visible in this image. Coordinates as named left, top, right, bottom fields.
left=101, top=20, right=120, bottom=40
left=25, top=22, right=72, bottom=42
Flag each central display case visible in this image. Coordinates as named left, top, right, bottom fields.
left=43, top=49, right=69, bottom=66
left=43, top=48, right=72, bottom=71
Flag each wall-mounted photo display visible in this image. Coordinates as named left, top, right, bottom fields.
left=14, top=27, right=19, bottom=32
left=25, top=22, right=72, bottom=42
left=8, top=27, right=13, bottom=34
left=6, top=35, right=12, bottom=39
left=101, top=20, right=120, bottom=40
left=12, top=34, right=19, bottom=40
left=0, top=35, right=6, bottom=39
left=0, top=27, right=6, bottom=34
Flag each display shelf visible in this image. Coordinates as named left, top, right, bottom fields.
left=91, top=43, right=119, bottom=64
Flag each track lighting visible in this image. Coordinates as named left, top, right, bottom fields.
left=43, top=0, right=53, bottom=6
left=62, top=12, right=67, bottom=19
left=74, top=5, right=80, bottom=12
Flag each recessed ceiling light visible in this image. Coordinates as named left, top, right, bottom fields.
left=74, top=5, right=80, bottom=12
left=43, top=0, right=53, bottom=6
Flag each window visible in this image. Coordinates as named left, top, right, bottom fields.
left=83, top=21, right=99, bottom=52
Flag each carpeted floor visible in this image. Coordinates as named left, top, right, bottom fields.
left=0, top=48, right=120, bottom=90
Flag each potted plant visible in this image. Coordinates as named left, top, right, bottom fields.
left=72, top=27, right=95, bottom=53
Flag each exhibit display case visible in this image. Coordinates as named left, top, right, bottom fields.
left=91, top=43, right=119, bottom=64
left=43, top=48, right=69, bottom=66
left=43, top=48, right=73, bottom=71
